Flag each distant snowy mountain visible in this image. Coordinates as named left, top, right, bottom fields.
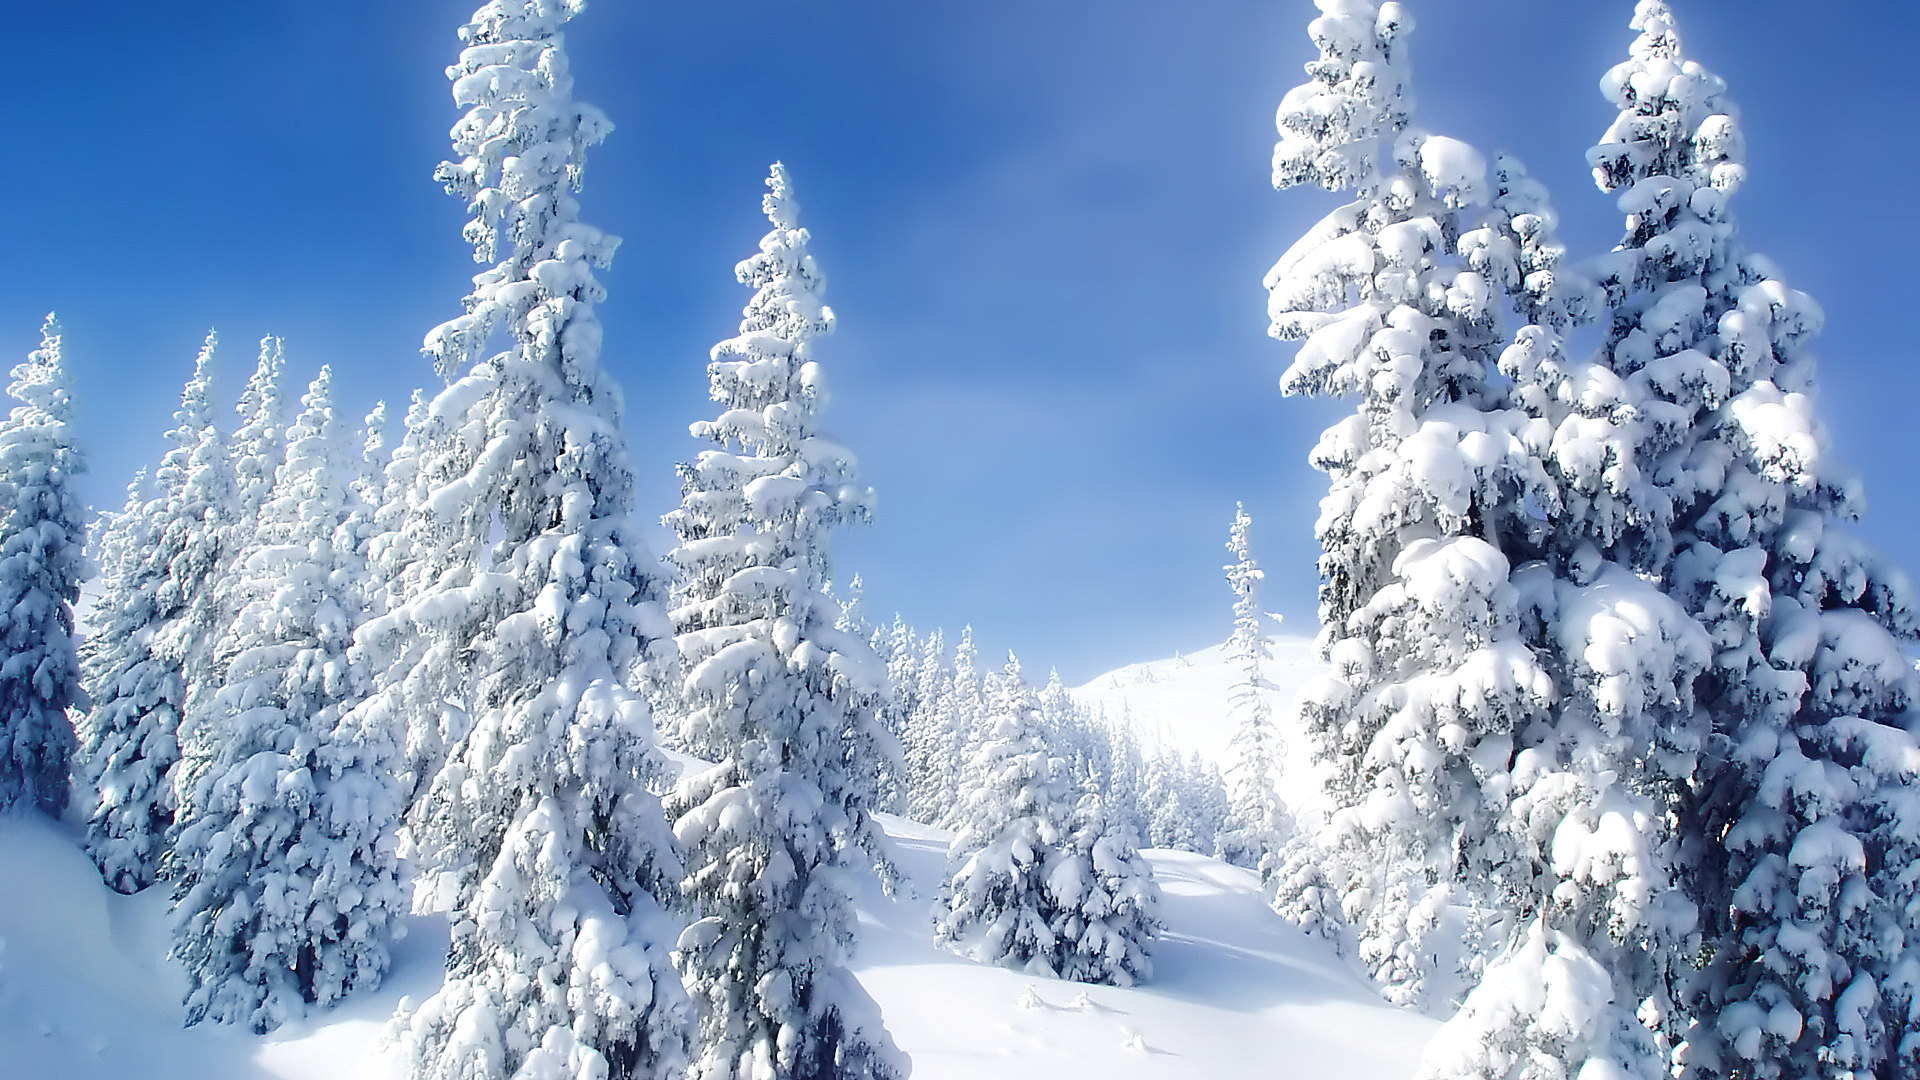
left=0, top=808, right=1436, bottom=1080
left=1071, top=635, right=1331, bottom=814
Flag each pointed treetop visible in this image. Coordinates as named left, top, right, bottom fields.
left=734, top=161, right=833, bottom=344
left=446, top=0, right=602, bottom=204
left=956, top=625, right=978, bottom=662
left=403, top=387, right=429, bottom=428
left=1627, top=1, right=1682, bottom=61
left=171, top=332, right=220, bottom=440
left=1272, top=0, right=1416, bottom=193
left=996, top=652, right=1039, bottom=715
left=232, top=335, right=291, bottom=521
left=764, top=160, right=800, bottom=228
left=362, top=399, right=389, bottom=462
left=122, top=466, right=154, bottom=507
left=8, top=314, right=73, bottom=427
left=1225, top=503, right=1259, bottom=574
left=235, top=336, right=285, bottom=429
left=302, top=363, right=335, bottom=416
left=426, top=0, right=616, bottom=377
left=1224, top=505, right=1265, bottom=594
left=1589, top=0, right=1743, bottom=194
left=283, top=365, right=351, bottom=479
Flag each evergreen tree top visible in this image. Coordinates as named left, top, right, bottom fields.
left=232, top=336, right=289, bottom=520
left=1224, top=503, right=1271, bottom=668
left=281, top=366, right=349, bottom=486
left=1589, top=0, right=1743, bottom=195
left=458, top=0, right=587, bottom=50
left=426, top=0, right=616, bottom=378
left=359, top=399, right=388, bottom=470
left=166, top=332, right=220, bottom=449
left=233, top=336, right=285, bottom=435
left=734, top=161, right=833, bottom=345
left=1272, top=0, right=1415, bottom=194
left=997, top=652, right=1034, bottom=711
left=7, top=315, right=73, bottom=429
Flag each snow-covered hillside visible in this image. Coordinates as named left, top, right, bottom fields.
left=1072, top=635, right=1330, bottom=812
left=0, top=809, right=1435, bottom=1080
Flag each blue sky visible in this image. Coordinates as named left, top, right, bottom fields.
left=5, top=1, right=1916, bottom=683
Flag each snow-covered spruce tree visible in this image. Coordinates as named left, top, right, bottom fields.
left=870, top=614, right=918, bottom=813
left=1413, top=547, right=1712, bottom=1080
left=1266, top=4, right=1538, bottom=999
left=342, top=400, right=389, bottom=582
left=0, top=316, right=88, bottom=817
left=1267, top=4, right=1742, bottom=1075
left=78, top=333, right=234, bottom=893
left=1139, top=748, right=1180, bottom=850
left=1266, top=5, right=1708, bottom=1045
left=1143, top=748, right=1229, bottom=857
left=1573, top=6, right=1920, bottom=1077
left=1051, top=785, right=1160, bottom=987
left=1038, top=668, right=1102, bottom=798
left=1379, top=84, right=1716, bottom=1080
left=353, top=385, right=466, bottom=814
left=228, top=336, right=289, bottom=545
left=935, top=626, right=988, bottom=829
left=362, top=388, right=425, bottom=621
left=1185, top=752, right=1228, bottom=858
left=167, top=334, right=294, bottom=849
left=167, top=366, right=404, bottom=1032
left=1216, top=504, right=1284, bottom=872
left=900, top=627, right=952, bottom=824
left=374, top=4, right=692, bottom=1077
left=1143, top=750, right=1212, bottom=854
left=829, top=575, right=895, bottom=809
left=663, top=161, right=904, bottom=1080
left=1103, top=717, right=1152, bottom=846
left=358, top=399, right=388, bottom=495
left=933, top=654, right=1160, bottom=986
left=831, top=572, right=872, bottom=640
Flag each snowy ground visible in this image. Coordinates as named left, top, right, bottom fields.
left=0, top=803, right=1435, bottom=1079
left=856, top=815, right=1435, bottom=1079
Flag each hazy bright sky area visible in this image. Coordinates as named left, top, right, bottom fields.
left=5, top=1, right=1916, bottom=682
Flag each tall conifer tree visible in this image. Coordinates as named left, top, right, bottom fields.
left=168, top=366, right=404, bottom=1032
left=1265, top=0, right=1556, bottom=1007
left=1216, top=504, right=1283, bottom=872
left=0, top=316, right=88, bottom=817
left=663, top=162, right=905, bottom=1080
left=378, top=4, right=691, bottom=1076
left=79, top=333, right=233, bottom=893
left=1578, top=5, right=1920, bottom=1076
left=229, top=336, right=289, bottom=546
left=1269, top=15, right=1714, bottom=1076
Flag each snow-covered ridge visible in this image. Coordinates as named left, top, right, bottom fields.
left=1071, top=635, right=1329, bottom=812
left=1069, top=634, right=1324, bottom=760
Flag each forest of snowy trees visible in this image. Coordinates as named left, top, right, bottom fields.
left=0, top=1, right=1916, bottom=1078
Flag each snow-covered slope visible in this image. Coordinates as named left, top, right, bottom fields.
left=0, top=808, right=1434, bottom=1079
left=1071, top=635, right=1330, bottom=811
left=1070, top=635, right=1324, bottom=761
left=861, top=815, right=1433, bottom=1078
left=0, top=815, right=445, bottom=1080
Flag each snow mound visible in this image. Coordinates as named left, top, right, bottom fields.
left=0, top=804, right=1434, bottom=1079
